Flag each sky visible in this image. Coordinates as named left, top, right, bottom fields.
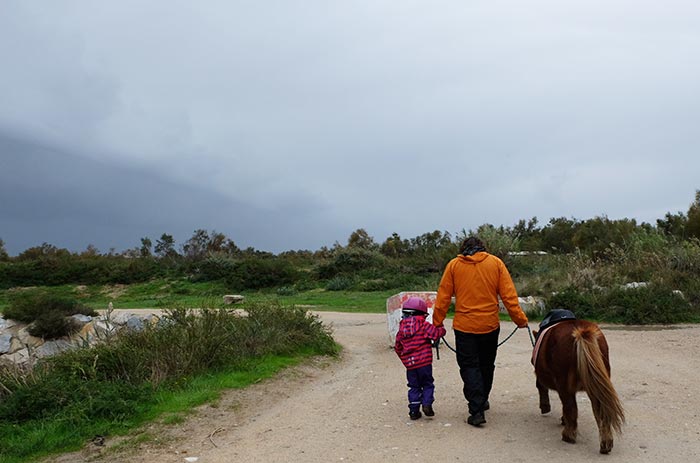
left=1, top=0, right=699, bottom=256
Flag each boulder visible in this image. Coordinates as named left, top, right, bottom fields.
left=16, top=327, right=44, bottom=348
left=126, top=316, right=145, bottom=331
left=35, top=340, right=73, bottom=358
left=0, top=334, right=12, bottom=354
left=223, top=295, right=245, bottom=305
left=71, top=314, right=93, bottom=326
left=4, top=348, right=31, bottom=365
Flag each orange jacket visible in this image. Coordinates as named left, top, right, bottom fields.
left=432, top=252, right=528, bottom=334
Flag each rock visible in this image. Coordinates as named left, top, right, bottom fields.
left=223, top=295, right=245, bottom=305
left=0, top=317, right=17, bottom=330
left=5, top=348, right=31, bottom=365
left=71, top=314, right=93, bottom=325
left=35, top=340, right=73, bottom=358
left=623, top=282, right=648, bottom=289
left=126, top=316, right=145, bottom=331
left=0, top=334, right=12, bottom=354
left=17, top=327, right=44, bottom=348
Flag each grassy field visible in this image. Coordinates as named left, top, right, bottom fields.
left=0, top=280, right=397, bottom=314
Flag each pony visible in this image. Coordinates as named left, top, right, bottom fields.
left=533, top=319, right=625, bottom=454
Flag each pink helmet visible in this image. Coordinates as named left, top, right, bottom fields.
left=401, top=296, right=428, bottom=314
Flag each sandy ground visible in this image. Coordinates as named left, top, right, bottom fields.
left=50, top=312, right=700, bottom=463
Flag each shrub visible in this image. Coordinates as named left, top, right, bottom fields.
left=28, top=311, right=80, bottom=339
left=225, top=258, right=300, bottom=290
left=546, top=287, right=599, bottom=320
left=325, top=276, right=355, bottom=291
left=316, top=248, right=387, bottom=279
left=3, top=290, right=96, bottom=335
left=546, top=284, right=699, bottom=324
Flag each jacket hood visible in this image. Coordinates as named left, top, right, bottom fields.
left=457, top=251, right=489, bottom=264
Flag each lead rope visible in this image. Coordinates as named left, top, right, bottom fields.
left=438, top=324, right=536, bottom=357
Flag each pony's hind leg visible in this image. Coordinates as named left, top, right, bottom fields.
left=590, top=397, right=614, bottom=454
left=558, top=391, right=578, bottom=443
left=536, top=380, right=551, bottom=414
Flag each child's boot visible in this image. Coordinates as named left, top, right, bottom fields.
left=409, top=408, right=422, bottom=420
left=422, top=404, right=434, bottom=416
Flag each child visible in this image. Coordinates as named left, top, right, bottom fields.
left=394, top=296, right=446, bottom=420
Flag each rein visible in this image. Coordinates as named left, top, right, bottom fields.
left=437, top=325, right=536, bottom=357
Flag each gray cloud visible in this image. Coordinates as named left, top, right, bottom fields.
left=1, top=1, right=699, bottom=254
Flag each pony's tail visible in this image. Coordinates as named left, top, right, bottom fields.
left=573, top=325, right=625, bottom=435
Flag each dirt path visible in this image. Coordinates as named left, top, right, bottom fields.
left=53, top=312, right=700, bottom=462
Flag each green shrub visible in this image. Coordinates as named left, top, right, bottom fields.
left=225, top=258, right=300, bottom=290
left=546, top=287, right=599, bottom=319
left=546, top=284, right=699, bottom=324
left=317, top=248, right=387, bottom=279
left=28, top=311, right=80, bottom=339
left=325, top=276, right=355, bottom=291
left=3, top=290, right=96, bottom=339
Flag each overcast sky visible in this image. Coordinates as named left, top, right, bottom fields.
left=1, top=1, right=699, bottom=255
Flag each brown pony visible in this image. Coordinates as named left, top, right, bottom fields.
left=533, top=320, right=625, bottom=454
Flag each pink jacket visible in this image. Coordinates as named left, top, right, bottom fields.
left=395, top=316, right=446, bottom=370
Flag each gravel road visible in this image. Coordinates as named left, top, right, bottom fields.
left=52, top=312, right=700, bottom=462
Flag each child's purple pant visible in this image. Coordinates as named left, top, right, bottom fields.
left=406, top=364, right=435, bottom=412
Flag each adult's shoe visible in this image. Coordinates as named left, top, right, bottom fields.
left=467, top=413, right=486, bottom=427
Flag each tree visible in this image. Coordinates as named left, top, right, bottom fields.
left=182, top=229, right=239, bottom=260
left=16, top=243, right=70, bottom=261
left=182, top=229, right=210, bottom=259
left=541, top=217, right=579, bottom=253
left=347, top=228, right=377, bottom=250
left=657, top=211, right=687, bottom=239
left=80, top=244, right=100, bottom=257
left=154, top=233, right=178, bottom=258
left=380, top=233, right=408, bottom=257
left=687, top=190, right=700, bottom=240
left=0, top=238, right=9, bottom=261
left=140, top=237, right=153, bottom=257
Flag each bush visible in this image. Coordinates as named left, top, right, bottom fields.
left=325, top=276, right=355, bottom=291
left=28, top=311, right=80, bottom=339
left=317, top=248, right=387, bottom=279
left=546, top=284, right=699, bottom=324
left=0, top=302, right=337, bottom=425
left=226, top=258, right=300, bottom=290
left=3, top=290, right=96, bottom=339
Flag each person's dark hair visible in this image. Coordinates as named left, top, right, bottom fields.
left=459, top=236, right=486, bottom=256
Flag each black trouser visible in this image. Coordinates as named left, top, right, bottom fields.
left=454, top=327, right=500, bottom=416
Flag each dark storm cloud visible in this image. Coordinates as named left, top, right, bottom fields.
left=0, top=132, right=342, bottom=255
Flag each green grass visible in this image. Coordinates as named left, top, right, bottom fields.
left=0, top=351, right=326, bottom=463
left=246, top=289, right=396, bottom=312
left=0, top=282, right=396, bottom=314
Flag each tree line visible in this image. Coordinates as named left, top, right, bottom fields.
left=0, top=190, right=699, bottom=291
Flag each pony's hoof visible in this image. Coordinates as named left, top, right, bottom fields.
left=540, top=404, right=551, bottom=414
left=600, top=440, right=613, bottom=454
left=562, top=434, right=576, bottom=444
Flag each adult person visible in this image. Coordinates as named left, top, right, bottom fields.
left=432, top=236, right=529, bottom=427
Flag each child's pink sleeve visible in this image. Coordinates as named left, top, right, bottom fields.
left=424, top=320, right=446, bottom=340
